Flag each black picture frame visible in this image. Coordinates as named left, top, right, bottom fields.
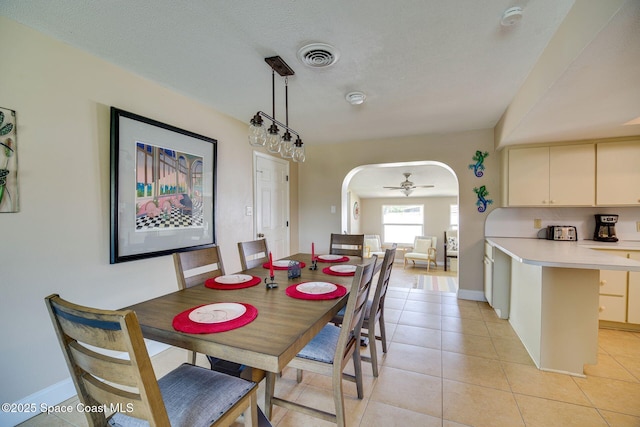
left=110, top=107, right=216, bottom=263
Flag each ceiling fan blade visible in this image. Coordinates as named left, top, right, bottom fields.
left=383, top=186, right=403, bottom=190
left=416, top=185, right=435, bottom=188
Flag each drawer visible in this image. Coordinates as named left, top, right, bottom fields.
left=599, top=270, right=627, bottom=296
left=599, top=295, right=627, bottom=322
left=484, top=241, right=494, bottom=260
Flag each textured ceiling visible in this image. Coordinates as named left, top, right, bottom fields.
left=2, top=0, right=639, bottom=198
left=0, top=0, right=588, bottom=145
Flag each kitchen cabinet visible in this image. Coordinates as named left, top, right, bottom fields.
left=599, top=268, right=627, bottom=322
left=595, top=249, right=640, bottom=325
left=508, top=144, right=595, bottom=206
left=596, top=140, right=640, bottom=206
left=629, top=252, right=640, bottom=324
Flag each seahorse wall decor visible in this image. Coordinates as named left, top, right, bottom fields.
left=468, top=150, right=489, bottom=177
left=0, top=107, right=17, bottom=213
left=473, top=185, right=493, bottom=212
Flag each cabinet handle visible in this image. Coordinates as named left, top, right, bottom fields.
left=542, top=200, right=547, bottom=204
left=549, top=200, right=555, bottom=204
left=600, top=280, right=606, bottom=286
left=599, top=306, right=605, bottom=313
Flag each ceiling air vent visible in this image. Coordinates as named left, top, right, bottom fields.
left=297, top=43, right=339, bottom=68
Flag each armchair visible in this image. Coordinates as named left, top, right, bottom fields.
left=444, top=229, right=458, bottom=271
left=404, top=235, right=438, bottom=271
left=364, top=234, right=385, bottom=259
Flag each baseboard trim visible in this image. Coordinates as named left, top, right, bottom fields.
left=1, top=340, right=170, bottom=427
left=457, top=289, right=487, bottom=302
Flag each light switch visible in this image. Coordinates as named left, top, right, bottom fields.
left=534, top=219, right=542, bottom=229
left=245, top=206, right=253, bottom=216
left=330, top=205, right=336, bottom=214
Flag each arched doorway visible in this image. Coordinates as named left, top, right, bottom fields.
left=341, top=161, right=459, bottom=287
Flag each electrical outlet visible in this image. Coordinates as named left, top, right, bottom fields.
left=534, top=219, right=542, bottom=229
left=636, top=221, right=640, bottom=232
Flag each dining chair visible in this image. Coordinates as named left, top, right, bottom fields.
left=173, top=247, right=259, bottom=382
left=45, top=294, right=259, bottom=427
left=267, top=257, right=377, bottom=427
left=329, top=233, right=365, bottom=259
left=238, top=238, right=270, bottom=270
left=364, top=234, right=386, bottom=259
left=404, top=235, right=438, bottom=271
left=444, top=229, right=458, bottom=271
left=332, top=245, right=397, bottom=377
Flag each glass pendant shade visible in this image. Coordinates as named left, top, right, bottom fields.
left=292, top=138, right=305, bottom=163
left=280, top=131, right=294, bottom=158
left=266, top=123, right=281, bottom=153
left=248, top=120, right=267, bottom=146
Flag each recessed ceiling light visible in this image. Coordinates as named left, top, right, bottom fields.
left=346, top=91, right=366, bottom=105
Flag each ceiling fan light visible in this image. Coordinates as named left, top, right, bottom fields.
left=401, top=188, right=413, bottom=197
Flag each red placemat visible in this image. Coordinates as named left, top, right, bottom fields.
left=285, top=283, right=347, bottom=300
left=262, top=261, right=307, bottom=270
left=173, top=303, right=258, bottom=334
left=205, top=276, right=261, bottom=290
left=322, top=266, right=356, bottom=277
left=317, top=256, right=350, bottom=263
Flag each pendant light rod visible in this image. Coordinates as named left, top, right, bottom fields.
left=271, top=69, right=276, bottom=120
left=253, top=111, right=300, bottom=139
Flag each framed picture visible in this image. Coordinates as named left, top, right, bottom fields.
left=0, top=106, right=18, bottom=213
left=110, top=107, right=216, bottom=263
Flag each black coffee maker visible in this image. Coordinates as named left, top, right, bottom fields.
left=594, top=214, right=618, bottom=242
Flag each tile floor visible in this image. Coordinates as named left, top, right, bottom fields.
left=20, top=264, right=640, bottom=426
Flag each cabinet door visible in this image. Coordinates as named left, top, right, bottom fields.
left=597, top=141, right=640, bottom=205
left=599, top=295, right=627, bottom=322
left=599, top=269, right=627, bottom=296
left=628, top=252, right=640, bottom=324
left=508, top=147, right=549, bottom=206
left=549, top=144, right=595, bottom=206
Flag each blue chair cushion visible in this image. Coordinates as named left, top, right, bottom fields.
left=296, top=324, right=341, bottom=364
left=335, top=299, right=372, bottom=321
left=108, top=363, right=255, bottom=427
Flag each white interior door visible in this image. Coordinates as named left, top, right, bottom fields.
left=254, top=152, right=290, bottom=260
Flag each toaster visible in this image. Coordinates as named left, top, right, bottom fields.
left=546, top=225, right=578, bottom=241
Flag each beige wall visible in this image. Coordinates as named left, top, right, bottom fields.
left=0, top=16, right=500, bottom=414
left=0, top=17, right=299, bottom=407
left=297, top=130, right=501, bottom=299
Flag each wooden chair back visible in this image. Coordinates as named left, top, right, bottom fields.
left=173, top=246, right=225, bottom=289
left=329, top=233, right=365, bottom=258
left=238, top=239, right=270, bottom=270
left=337, top=257, right=377, bottom=371
left=45, top=294, right=169, bottom=427
left=371, top=244, right=397, bottom=322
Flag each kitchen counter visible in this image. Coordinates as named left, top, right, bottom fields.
left=485, top=237, right=640, bottom=377
left=486, top=237, right=640, bottom=271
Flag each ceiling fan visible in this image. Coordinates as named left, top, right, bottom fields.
left=383, top=173, right=434, bottom=196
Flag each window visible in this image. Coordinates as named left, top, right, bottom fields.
left=450, top=204, right=459, bottom=229
left=382, top=205, right=423, bottom=245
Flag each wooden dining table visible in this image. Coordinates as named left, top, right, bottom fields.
left=123, top=252, right=372, bottom=418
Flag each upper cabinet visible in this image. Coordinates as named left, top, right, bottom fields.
left=596, top=140, right=640, bottom=206
left=508, top=144, right=595, bottom=207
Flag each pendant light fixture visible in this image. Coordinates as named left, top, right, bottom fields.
left=249, top=56, right=305, bottom=162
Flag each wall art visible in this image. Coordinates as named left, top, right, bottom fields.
left=468, top=150, right=489, bottom=177
left=110, top=107, right=216, bottom=263
left=0, top=107, right=17, bottom=213
left=473, top=185, right=493, bottom=212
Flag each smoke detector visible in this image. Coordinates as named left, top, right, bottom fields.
left=501, top=6, right=523, bottom=26
left=345, top=92, right=366, bottom=105
left=297, top=43, right=340, bottom=68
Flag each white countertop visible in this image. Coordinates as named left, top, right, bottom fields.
left=486, top=238, right=640, bottom=271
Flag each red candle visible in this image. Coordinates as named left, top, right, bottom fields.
left=269, top=252, right=274, bottom=277
left=312, top=242, right=315, bottom=260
